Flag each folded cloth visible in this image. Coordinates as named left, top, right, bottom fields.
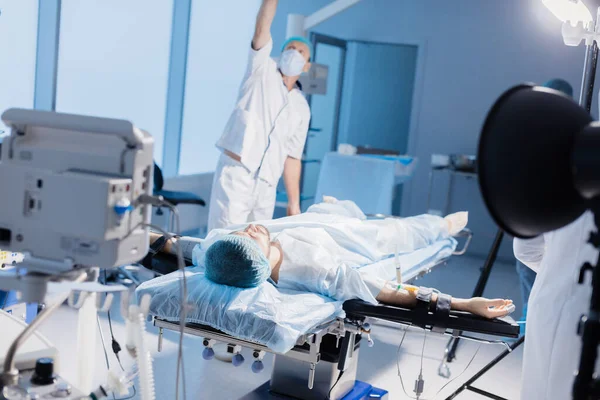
left=306, top=196, right=367, bottom=220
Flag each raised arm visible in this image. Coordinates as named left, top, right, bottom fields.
left=252, top=0, right=279, bottom=51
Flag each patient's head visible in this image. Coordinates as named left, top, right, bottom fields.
left=204, top=224, right=272, bottom=288
left=233, top=224, right=271, bottom=256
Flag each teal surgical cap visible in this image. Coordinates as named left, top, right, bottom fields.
left=543, top=78, right=574, bottom=98
left=204, top=235, right=271, bottom=288
left=282, top=36, right=313, bottom=58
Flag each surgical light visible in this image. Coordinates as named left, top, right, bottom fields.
left=543, top=0, right=593, bottom=24
left=477, top=85, right=595, bottom=238
left=477, top=85, right=600, bottom=399
left=541, top=0, right=600, bottom=110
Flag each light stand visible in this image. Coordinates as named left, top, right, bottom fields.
left=580, top=36, right=598, bottom=111
left=475, top=82, right=600, bottom=400
left=553, top=9, right=600, bottom=395
left=573, top=204, right=600, bottom=399
left=578, top=7, right=600, bottom=111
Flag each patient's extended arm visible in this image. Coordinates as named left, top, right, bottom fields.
left=375, top=284, right=512, bottom=319
left=149, top=232, right=201, bottom=261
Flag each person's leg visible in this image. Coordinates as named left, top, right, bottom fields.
left=207, top=154, right=255, bottom=231
left=365, top=213, right=467, bottom=255
left=248, top=179, right=276, bottom=222
left=516, top=260, right=537, bottom=320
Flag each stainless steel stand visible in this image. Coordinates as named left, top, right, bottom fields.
left=426, top=167, right=477, bottom=216
left=579, top=8, right=600, bottom=113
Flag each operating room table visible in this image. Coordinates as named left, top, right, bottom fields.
left=142, top=232, right=519, bottom=400
left=153, top=297, right=519, bottom=399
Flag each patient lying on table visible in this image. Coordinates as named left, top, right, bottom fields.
left=149, top=198, right=512, bottom=319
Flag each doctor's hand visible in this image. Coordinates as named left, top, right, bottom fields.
left=465, top=298, right=513, bottom=319
left=287, top=203, right=301, bottom=216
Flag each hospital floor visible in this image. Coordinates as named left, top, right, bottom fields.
left=37, top=255, right=524, bottom=400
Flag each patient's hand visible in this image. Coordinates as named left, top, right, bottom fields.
left=149, top=231, right=162, bottom=246
left=465, top=298, right=513, bottom=319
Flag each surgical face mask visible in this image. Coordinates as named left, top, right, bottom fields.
left=278, top=49, right=306, bottom=77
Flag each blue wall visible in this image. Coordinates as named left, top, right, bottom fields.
left=272, top=0, right=591, bottom=259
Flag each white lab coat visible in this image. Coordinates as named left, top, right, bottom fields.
left=216, top=38, right=310, bottom=185
left=207, top=153, right=276, bottom=231
left=208, top=39, right=310, bottom=230
left=514, top=212, right=598, bottom=400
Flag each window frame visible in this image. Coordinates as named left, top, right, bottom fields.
left=34, top=0, right=190, bottom=177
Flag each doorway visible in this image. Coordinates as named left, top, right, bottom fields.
left=301, top=36, right=419, bottom=214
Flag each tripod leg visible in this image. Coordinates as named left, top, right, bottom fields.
left=446, top=229, right=505, bottom=362
left=445, top=336, right=524, bottom=400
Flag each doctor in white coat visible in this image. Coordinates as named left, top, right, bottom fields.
left=514, top=212, right=598, bottom=399
left=208, top=0, right=312, bottom=231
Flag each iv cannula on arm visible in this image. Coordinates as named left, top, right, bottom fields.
left=395, top=245, right=419, bottom=295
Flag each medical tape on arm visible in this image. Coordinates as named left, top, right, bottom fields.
left=413, top=287, right=433, bottom=329
left=431, top=293, right=452, bottom=334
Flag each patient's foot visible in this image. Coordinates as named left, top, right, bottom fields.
left=323, top=195, right=339, bottom=204
left=444, top=212, right=468, bottom=236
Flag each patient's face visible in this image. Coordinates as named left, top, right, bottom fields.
left=233, top=224, right=271, bottom=257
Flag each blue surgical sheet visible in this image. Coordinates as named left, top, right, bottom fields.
left=136, top=238, right=456, bottom=354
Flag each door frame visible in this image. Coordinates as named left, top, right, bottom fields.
left=297, top=33, right=349, bottom=208
left=308, top=33, right=348, bottom=153
left=301, top=34, right=428, bottom=217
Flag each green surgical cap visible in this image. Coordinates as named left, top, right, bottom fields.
left=204, top=235, right=271, bottom=288
left=282, top=36, right=313, bottom=57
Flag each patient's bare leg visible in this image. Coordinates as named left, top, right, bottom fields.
left=366, top=212, right=468, bottom=254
